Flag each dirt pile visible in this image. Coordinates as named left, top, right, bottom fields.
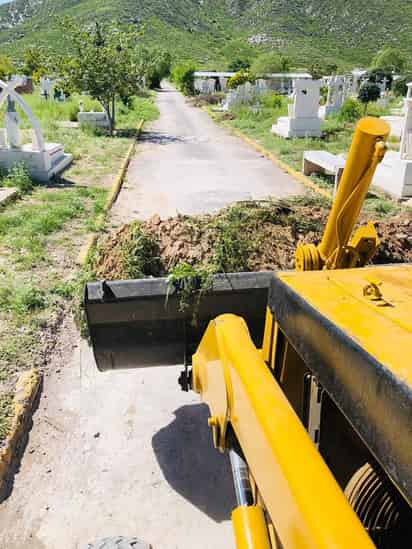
left=94, top=197, right=412, bottom=281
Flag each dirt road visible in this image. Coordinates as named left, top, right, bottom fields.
left=0, top=86, right=303, bottom=549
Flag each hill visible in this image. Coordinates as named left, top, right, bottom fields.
left=0, top=0, right=411, bottom=70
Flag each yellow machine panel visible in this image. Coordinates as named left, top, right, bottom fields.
left=278, top=264, right=412, bottom=381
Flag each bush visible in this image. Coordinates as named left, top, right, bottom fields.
left=393, top=75, right=412, bottom=97
left=68, top=103, right=80, bottom=122
left=338, top=98, right=363, bottom=123
left=227, top=70, right=255, bottom=89
left=1, top=163, right=33, bottom=195
left=259, top=92, right=283, bottom=110
left=358, top=83, right=381, bottom=113
left=228, top=58, right=251, bottom=72
left=171, top=63, right=196, bottom=95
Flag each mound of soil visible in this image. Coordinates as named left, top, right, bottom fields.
left=94, top=198, right=412, bottom=281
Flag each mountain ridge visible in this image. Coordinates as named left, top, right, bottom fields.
left=0, top=0, right=411, bottom=69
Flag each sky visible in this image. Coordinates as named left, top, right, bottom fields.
left=0, top=0, right=10, bottom=5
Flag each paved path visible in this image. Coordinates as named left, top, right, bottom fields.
left=0, top=86, right=303, bottom=549
left=111, top=83, right=303, bottom=225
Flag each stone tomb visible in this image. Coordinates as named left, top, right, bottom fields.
left=374, top=96, right=412, bottom=198
left=77, top=102, right=110, bottom=129
left=0, top=79, right=72, bottom=181
left=272, top=79, right=322, bottom=138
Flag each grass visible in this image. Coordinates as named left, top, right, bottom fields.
left=0, top=88, right=160, bottom=438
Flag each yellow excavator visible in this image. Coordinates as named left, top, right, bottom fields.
left=85, top=118, right=412, bottom=548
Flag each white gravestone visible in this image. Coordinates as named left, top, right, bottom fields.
left=373, top=96, right=412, bottom=198
left=78, top=99, right=110, bottom=129
left=351, top=69, right=368, bottom=95
left=272, top=79, right=322, bottom=138
left=40, top=77, right=53, bottom=100
left=222, top=82, right=264, bottom=111
left=5, top=96, right=21, bottom=148
left=0, top=79, right=72, bottom=181
left=320, top=76, right=345, bottom=118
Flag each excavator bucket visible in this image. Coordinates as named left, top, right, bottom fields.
left=85, top=272, right=271, bottom=371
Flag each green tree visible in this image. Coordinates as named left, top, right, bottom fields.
left=57, top=19, right=149, bottom=133
left=368, top=67, right=393, bottom=89
left=147, top=49, right=172, bottom=89
left=171, top=63, right=196, bottom=95
left=372, top=47, right=406, bottom=73
left=250, top=52, right=290, bottom=76
left=358, top=83, right=381, bottom=114
left=22, top=46, right=48, bottom=79
left=228, top=58, right=251, bottom=72
left=393, top=75, right=412, bottom=97
left=0, top=54, right=14, bottom=80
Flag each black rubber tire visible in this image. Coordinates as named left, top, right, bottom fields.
left=81, top=537, right=151, bottom=549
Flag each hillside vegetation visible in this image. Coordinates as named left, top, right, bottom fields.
left=0, top=0, right=411, bottom=69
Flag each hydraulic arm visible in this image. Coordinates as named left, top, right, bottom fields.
left=295, top=117, right=389, bottom=271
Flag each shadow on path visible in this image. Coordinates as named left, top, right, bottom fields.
left=152, top=403, right=235, bottom=522
left=139, top=131, right=186, bottom=146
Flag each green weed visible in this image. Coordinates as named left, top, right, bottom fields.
left=0, top=282, right=47, bottom=316
left=121, top=221, right=162, bottom=278
left=0, top=163, right=33, bottom=195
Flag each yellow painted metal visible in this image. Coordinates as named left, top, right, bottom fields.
left=232, top=506, right=271, bottom=549
left=193, top=314, right=376, bottom=549
left=277, top=265, right=412, bottom=384
left=295, top=117, right=389, bottom=271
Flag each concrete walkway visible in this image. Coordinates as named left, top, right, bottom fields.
left=111, top=83, right=303, bottom=225
left=0, top=86, right=303, bottom=549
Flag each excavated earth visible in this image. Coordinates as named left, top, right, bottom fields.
left=95, top=198, right=412, bottom=281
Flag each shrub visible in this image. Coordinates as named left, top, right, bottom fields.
left=358, top=83, right=381, bottom=114
left=227, top=70, right=255, bottom=89
left=393, top=75, right=412, bottom=97
left=68, top=103, right=80, bottom=122
left=259, top=92, right=283, bottom=110
left=1, top=163, right=33, bottom=195
left=228, top=58, right=251, bottom=72
left=338, top=98, right=363, bottom=123
left=171, top=63, right=196, bottom=95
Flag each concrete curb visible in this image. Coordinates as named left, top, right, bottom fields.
left=0, top=369, right=42, bottom=490
left=77, top=119, right=145, bottom=265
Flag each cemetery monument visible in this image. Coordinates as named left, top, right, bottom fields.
left=373, top=91, right=412, bottom=198
left=0, top=79, right=72, bottom=181
left=272, top=79, right=322, bottom=138
left=77, top=101, right=110, bottom=129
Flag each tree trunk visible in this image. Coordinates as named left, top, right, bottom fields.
left=111, top=95, right=116, bottom=134
left=102, top=101, right=114, bottom=135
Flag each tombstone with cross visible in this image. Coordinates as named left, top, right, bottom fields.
left=272, top=79, right=322, bottom=138
left=0, top=79, right=72, bottom=181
